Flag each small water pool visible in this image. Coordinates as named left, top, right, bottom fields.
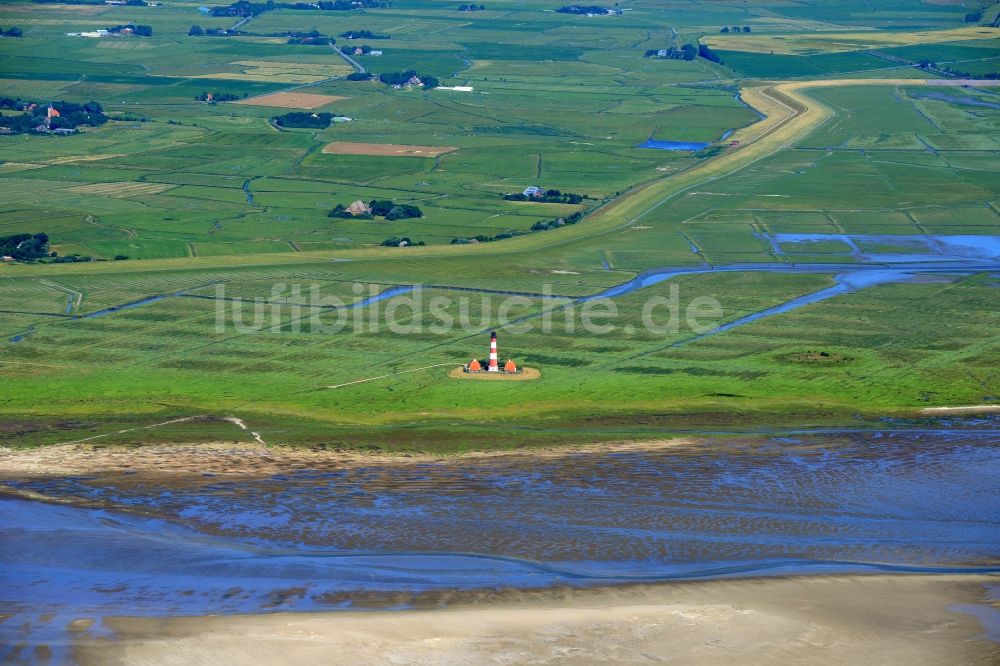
left=639, top=139, right=709, bottom=152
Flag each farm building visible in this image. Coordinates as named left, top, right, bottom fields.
left=522, top=186, right=542, bottom=198
left=345, top=200, right=372, bottom=216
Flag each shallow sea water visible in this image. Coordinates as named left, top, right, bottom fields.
left=1, top=424, right=999, bottom=660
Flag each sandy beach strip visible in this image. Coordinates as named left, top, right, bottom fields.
left=920, top=405, right=1000, bottom=415
left=73, top=574, right=999, bottom=665
left=0, top=438, right=694, bottom=482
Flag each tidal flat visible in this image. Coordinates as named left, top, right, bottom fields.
left=1, top=421, right=998, bottom=662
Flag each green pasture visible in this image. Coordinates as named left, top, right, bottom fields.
left=0, top=0, right=998, bottom=447
left=2, top=264, right=996, bottom=448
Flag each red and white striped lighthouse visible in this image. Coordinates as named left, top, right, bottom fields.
left=487, top=330, right=499, bottom=372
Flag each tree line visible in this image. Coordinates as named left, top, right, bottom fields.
left=917, top=61, right=1000, bottom=79
left=719, top=26, right=751, bottom=33
left=556, top=5, right=616, bottom=15
left=189, top=26, right=335, bottom=41
left=208, top=0, right=389, bottom=17
left=34, top=0, right=150, bottom=4
left=196, top=91, right=245, bottom=102
left=1, top=26, right=23, bottom=37
left=450, top=210, right=584, bottom=244
left=189, top=25, right=239, bottom=36
left=285, top=29, right=331, bottom=44
left=503, top=189, right=585, bottom=204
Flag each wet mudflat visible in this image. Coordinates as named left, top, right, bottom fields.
left=1, top=423, right=999, bottom=660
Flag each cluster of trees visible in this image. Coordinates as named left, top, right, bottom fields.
left=645, top=42, right=720, bottom=63
left=0, top=231, right=129, bottom=263
left=0, top=99, right=107, bottom=135
left=458, top=4, right=485, bottom=10
left=329, top=200, right=423, bottom=220
left=341, top=44, right=376, bottom=54
left=698, top=43, right=722, bottom=64
left=346, top=72, right=374, bottom=81
left=195, top=91, right=244, bottom=102
left=285, top=29, right=331, bottom=44
left=719, top=26, right=751, bottom=33
left=644, top=44, right=697, bottom=60
left=340, top=29, right=389, bottom=39
left=0, top=114, right=67, bottom=135
left=0, top=233, right=49, bottom=261
left=108, top=23, right=153, bottom=36
left=530, top=210, right=582, bottom=231
left=380, top=236, right=425, bottom=247
left=372, top=200, right=422, bottom=220
left=378, top=70, right=439, bottom=88
left=961, top=7, right=999, bottom=24
left=1, top=26, right=23, bottom=37
left=272, top=111, right=334, bottom=128
left=503, top=189, right=585, bottom=204
left=556, top=5, right=616, bottom=15
left=209, top=0, right=387, bottom=17
left=329, top=204, right=363, bottom=218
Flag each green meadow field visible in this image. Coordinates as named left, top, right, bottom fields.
left=1, top=0, right=998, bottom=450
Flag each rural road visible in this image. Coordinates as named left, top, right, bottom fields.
left=330, top=42, right=366, bottom=74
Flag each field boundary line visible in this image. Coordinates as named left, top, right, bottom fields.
left=327, top=363, right=455, bottom=389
